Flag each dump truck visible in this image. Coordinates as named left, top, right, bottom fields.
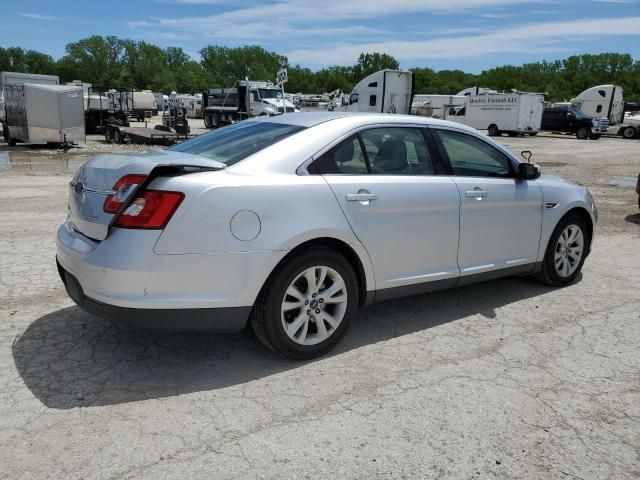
left=202, top=79, right=296, bottom=128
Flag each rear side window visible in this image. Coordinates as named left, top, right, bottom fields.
left=361, top=128, right=435, bottom=175
left=313, top=135, right=368, bottom=174
left=434, top=129, right=513, bottom=178
left=168, top=122, right=305, bottom=166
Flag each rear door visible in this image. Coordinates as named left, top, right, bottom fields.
left=313, top=126, right=461, bottom=294
left=431, top=127, right=542, bottom=279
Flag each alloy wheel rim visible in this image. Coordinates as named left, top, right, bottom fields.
left=554, top=224, right=584, bottom=277
left=281, top=266, right=348, bottom=346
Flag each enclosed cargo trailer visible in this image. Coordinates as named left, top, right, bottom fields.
left=2, top=83, right=85, bottom=146
left=445, top=93, right=545, bottom=136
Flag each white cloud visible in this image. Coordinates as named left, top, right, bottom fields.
left=19, top=12, right=59, bottom=21
left=284, top=16, right=640, bottom=65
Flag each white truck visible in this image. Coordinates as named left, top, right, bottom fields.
left=571, top=85, right=624, bottom=125
left=570, top=85, right=640, bottom=139
left=346, top=70, right=413, bottom=115
left=444, top=92, right=545, bottom=136
left=202, top=79, right=296, bottom=128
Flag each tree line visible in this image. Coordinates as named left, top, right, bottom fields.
left=1, top=35, right=639, bottom=102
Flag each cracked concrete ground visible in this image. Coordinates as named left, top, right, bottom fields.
left=0, top=135, right=639, bottom=479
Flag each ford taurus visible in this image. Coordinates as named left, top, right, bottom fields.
left=56, top=113, right=597, bottom=359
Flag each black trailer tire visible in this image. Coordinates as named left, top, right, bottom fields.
left=3, top=125, right=16, bottom=146
left=529, top=132, right=538, bottom=136
left=488, top=124, right=499, bottom=136
left=104, top=127, right=113, bottom=142
left=113, top=128, right=123, bottom=144
left=622, top=126, right=638, bottom=139
left=576, top=127, right=589, bottom=140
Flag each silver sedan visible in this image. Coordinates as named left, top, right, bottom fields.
left=56, top=112, right=597, bottom=359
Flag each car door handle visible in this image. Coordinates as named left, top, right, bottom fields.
left=346, top=193, right=378, bottom=202
left=465, top=189, right=488, bottom=198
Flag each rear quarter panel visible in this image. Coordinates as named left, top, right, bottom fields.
left=152, top=170, right=363, bottom=254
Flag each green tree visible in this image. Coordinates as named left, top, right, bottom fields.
left=200, top=45, right=286, bottom=86
left=353, top=52, right=400, bottom=80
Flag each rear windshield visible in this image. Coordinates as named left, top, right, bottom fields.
left=168, top=121, right=305, bottom=166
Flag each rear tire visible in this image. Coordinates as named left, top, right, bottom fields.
left=104, top=127, right=113, bottom=142
left=113, top=129, right=123, bottom=144
left=488, top=124, right=499, bottom=136
left=536, top=214, right=590, bottom=286
left=576, top=127, right=589, bottom=140
left=250, top=247, right=359, bottom=360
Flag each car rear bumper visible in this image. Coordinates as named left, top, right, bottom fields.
left=56, top=217, right=286, bottom=330
left=57, top=260, right=251, bottom=331
left=56, top=262, right=251, bottom=333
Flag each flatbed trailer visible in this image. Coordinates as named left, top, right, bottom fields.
left=104, top=124, right=194, bottom=146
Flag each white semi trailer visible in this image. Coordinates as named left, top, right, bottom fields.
left=346, top=70, right=413, bottom=115
left=445, top=92, right=545, bottom=136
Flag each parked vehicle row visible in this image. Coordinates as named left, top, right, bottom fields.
left=56, top=112, right=597, bottom=359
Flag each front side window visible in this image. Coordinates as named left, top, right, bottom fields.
left=349, top=93, right=359, bottom=105
left=169, top=121, right=305, bottom=166
left=434, top=129, right=513, bottom=178
left=313, top=135, right=368, bottom=175
left=361, top=128, right=435, bottom=175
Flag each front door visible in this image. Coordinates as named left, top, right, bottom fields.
left=431, top=127, right=543, bottom=278
left=312, top=127, right=461, bottom=294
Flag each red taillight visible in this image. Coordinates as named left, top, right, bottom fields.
left=103, top=174, right=148, bottom=214
left=113, top=190, right=184, bottom=229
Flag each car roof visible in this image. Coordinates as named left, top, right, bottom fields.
left=256, top=111, right=481, bottom=134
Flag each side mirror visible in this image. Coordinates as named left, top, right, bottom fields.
left=518, top=162, right=541, bottom=180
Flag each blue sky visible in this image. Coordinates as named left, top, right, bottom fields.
left=1, top=0, right=640, bottom=72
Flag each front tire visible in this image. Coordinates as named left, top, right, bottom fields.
left=536, top=214, right=590, bottom=286
left=250, top=247, right=359, bottom=360
left=488, top=124, right=499, bottom=136
left=576, top=127, right=589, bottom=140
left=622, top=126, right=637, bottom=139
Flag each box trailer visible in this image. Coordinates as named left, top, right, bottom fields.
left=132, top=90, right=158, bottom=120
left=445, top=93, right=545, bottom=136
left=2, top=83, right=85, bottom=146
left=1, top=72, right=60, bottom=125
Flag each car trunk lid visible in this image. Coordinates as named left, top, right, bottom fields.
left=68, top=149, right=224, bottom=240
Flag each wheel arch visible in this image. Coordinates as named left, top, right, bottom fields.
left=562, top=206, right=594, bottom=246
left=262, top=237, right=372, bottom=307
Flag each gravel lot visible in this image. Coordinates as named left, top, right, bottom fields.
left=0, top=128, right=639, bottom=480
